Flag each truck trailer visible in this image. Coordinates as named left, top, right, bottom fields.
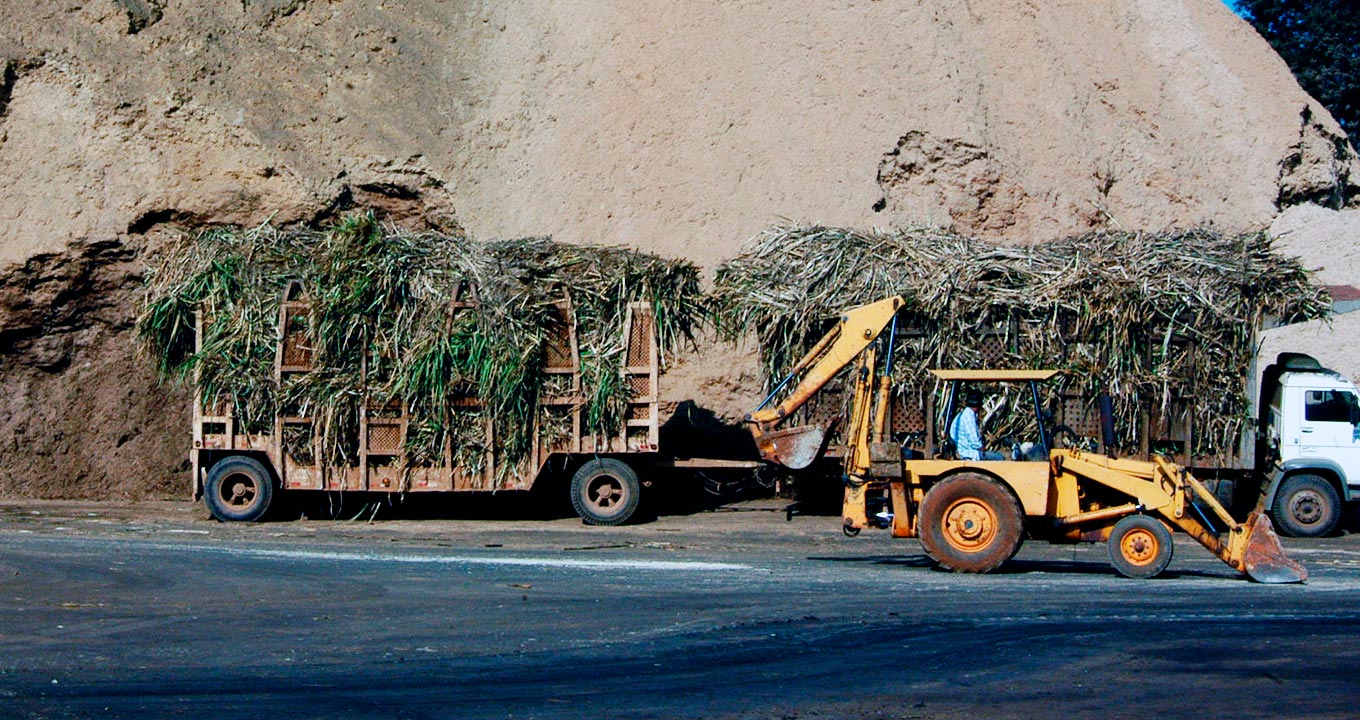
left=191, top=283, right=751, bottom=525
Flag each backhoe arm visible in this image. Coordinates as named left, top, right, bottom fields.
left=744, top=296, right=903, bottom=469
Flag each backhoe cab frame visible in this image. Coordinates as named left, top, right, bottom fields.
left=931, top=368, right=1060, bottom=461
left=843, top=369, right=1059, bottom=536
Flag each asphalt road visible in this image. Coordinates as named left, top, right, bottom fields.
left=2, top=500, right=1359, bottom=719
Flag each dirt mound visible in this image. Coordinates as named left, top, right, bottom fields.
left=0, top=238, right=187, bottom=499
left=1259, top=204, right=1360, bottom=382
left=1, top=1, right=1357, bottom=498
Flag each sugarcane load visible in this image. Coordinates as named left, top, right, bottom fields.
left=137, top=212, right=749, bottom=525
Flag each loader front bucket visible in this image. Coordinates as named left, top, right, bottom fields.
left=1239, top=511, right=1308, bottom=584
left=755, top=425, right=826, bottom=470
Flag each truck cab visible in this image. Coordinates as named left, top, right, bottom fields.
left=1262, top=353, right=1360, bottom=537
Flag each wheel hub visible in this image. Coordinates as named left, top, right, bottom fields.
left=942, top=499, right=997, bottom=551
left=223, top=475, right=257, bottom=508
left=590, top=479, right=622, bottom=508
left=1289, top=490, right=1323, bottom=525
left=1120, top=529, right=1158, bottom=566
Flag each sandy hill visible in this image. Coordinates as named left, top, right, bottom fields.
left=0, top=0, right=1356, bottom=498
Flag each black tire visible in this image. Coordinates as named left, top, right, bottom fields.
left=1271, top=473, right=1341, bottom=538
left=918, top=473, right=1024, bottom=573
left=570, top=458, right=641, bottom=526
left=204, top=456, right=275, bottom=522
left=1108, top=515, right=1174, bottom=579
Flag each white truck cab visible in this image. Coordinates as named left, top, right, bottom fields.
left=1263, top=354, right=1360, bottom=537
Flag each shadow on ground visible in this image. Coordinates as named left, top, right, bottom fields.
left=807, top=553, right=1232, bottom=579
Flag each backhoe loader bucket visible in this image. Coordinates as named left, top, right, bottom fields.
left=755, top=425, right=826, bottom=470
left=1239, top=511, right=1308, bottom=584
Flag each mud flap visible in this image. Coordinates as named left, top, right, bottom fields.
left=756, top=425, right=826, bottom=470
left=1241, top=512, right=1308, bottom=584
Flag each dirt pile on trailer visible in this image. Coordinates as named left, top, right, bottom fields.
left=138, top=213, right=703, bottom=481
left=712, top=225, right=1330, bottom=459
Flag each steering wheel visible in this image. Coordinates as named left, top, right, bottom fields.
left=1050, top=424, right=1098, bottom=452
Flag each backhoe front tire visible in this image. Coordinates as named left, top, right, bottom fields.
left=571, top=458, right=641, bottom=526
left=1272, top=473, right=1340, bottom=538
left=204, top=455, right=275, bottom=522
left=1108, top=515, right=1173, bottom=579
left=918, top=473, right=1024, bottom=573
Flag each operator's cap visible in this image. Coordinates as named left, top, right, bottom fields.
left=965, top=389, right=983, bottom=407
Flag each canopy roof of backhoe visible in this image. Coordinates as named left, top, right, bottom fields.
left=929, top=369, right=1061, bottom=382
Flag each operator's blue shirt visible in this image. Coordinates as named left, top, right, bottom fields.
left=949, top=406, right=983, bottom=460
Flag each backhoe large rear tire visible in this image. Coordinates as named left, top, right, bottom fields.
left=1108, top=515, right=1174, bottom=579
left=1271, top=473, right=1340, bottom=538
left=918, top=473, right=1024, bottom=574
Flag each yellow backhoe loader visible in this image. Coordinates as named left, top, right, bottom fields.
left=745, top=296, right=1307, bottom=583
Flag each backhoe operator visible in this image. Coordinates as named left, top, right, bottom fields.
left=949, top=389, right=1002, bottom=460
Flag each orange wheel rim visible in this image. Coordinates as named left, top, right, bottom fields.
left=1120, top=528, right=1160, bottom=566
left=941, top=498, right=998, bottom=552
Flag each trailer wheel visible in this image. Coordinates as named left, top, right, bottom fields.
left=571, top=458, right=640, bottom=526
left=1108, top=515, right=1174, bottom=579
left=918, top=473, right=1023, bottom=573
left=1272, top=473, right=1340, bottom=538
left=204, top=455, right=274, bottom=522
